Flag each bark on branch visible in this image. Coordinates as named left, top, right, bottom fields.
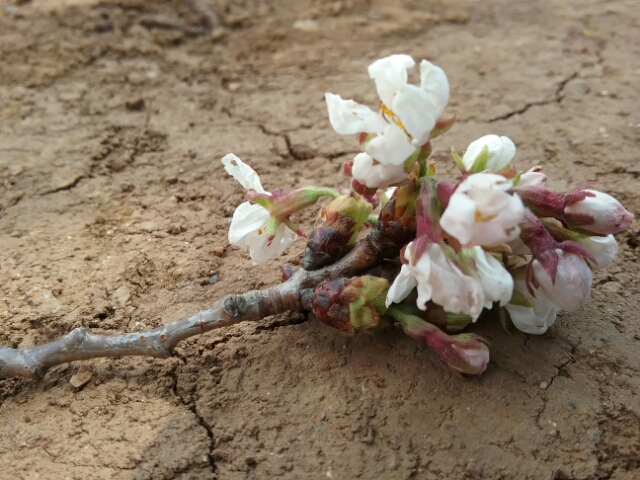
left=0, top=228, right=396, bottom=379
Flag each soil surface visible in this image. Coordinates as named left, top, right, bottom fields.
left=1, top=0, right=639, bottom=479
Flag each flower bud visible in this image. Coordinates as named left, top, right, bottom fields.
left=462, top=135, right=516, bottom=173
left=504, top=270, right=559, bottom=335
left=398, top=314, right=489, bottom=375
left=378, top=178, right=420, bottom=247
left=515, top=185, right=633, bottom=236
left=540, top=217, right=618, bottom=269
left=516, top=166, right=547, bottom=188
left=303, top=195, right=372, bottom=270
left=530, top=250, right=592, bottom=312
left=519, top=212, right=594, bottom=312
left=312, top=276, right=389, bottom=334
left=563, top=188, right=634, bottom=235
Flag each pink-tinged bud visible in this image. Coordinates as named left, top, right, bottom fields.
left=530, top=249, right=592, bottom=312
left=398, top=315, right=489, bottom=375
left=520, top=212, right=594, bottom=312
left=517, top=166, right=547, bottom=188
left=312, top=276, right=389, bottom=334
left=303, top=195, right=372, bottom=270
left=540, top=217, right=618, bottom=270
left=515, top=185, right=633, bottom=236
left=563, top=189, right=634, bottom=235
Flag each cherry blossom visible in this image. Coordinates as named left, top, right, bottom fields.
left=222, top=154, right=297, bottom=263
left=440, top=173, right=525, bottom=246
left=386, top=242, right=485, bottom=321
left=326, top=54, right=449, bottom=168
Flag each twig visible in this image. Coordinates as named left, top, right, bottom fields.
left=0, top=228, right=396, bottom=380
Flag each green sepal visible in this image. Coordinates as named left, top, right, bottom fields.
left=469, top=145, right=490, bottom=173
left=451, top=148, right=466, bottom=172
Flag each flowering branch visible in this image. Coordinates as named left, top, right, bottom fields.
left=0, top=226, right=399, bottom=380
left=2, top=53, right=634, bottom=378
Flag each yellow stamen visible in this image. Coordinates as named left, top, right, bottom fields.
left=380, top=102, right=410, bottom=138
left=475, top=210, right=497, bottom=222
left=257, top=228, right=263, bottom=235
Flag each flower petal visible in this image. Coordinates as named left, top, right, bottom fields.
left=248, top=223, right=297, bottom=263
left=228, top=202, right=270, bottom=245
left=505, top=276, right=559, bottom=335
left=386, top=264, right=418, bottom=307
left=324, top=93, right=387, bottom=135
left=352, top=152, right=408, bottom=189
left=392, top=84, right=438, bottom=146
left=419, top=60, right=450, bottom=119
left=470, top=247, right=513, bottom=306
left=222, top=153, right=267, bottom=193
left=576, top=234, right=617, bottom=269
left=368, top=54, right=415, bottom=106
left=364, top=124, right=416, bottom=166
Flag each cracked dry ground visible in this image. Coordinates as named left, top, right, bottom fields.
left=0, top=0, right=639, bottom=479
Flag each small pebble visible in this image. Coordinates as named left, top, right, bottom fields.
left=539, top=381, right=548, bottom=390
left=293, top=19, right=319, bottom=31
left=208, top=274, right=219, bottom=284
left=213, top=246, right=225, bottom=257
left=69, top=370, right=93, bottom=389
left=125, top=98, right=145, bottom=111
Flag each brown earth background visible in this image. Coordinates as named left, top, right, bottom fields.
left=1, top=0, right=639, bottom=479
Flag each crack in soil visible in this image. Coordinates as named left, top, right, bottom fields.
left=163, top=313, right=310, bottom=476
left=169, top=365, right=217, bottom=477
left=489, top=72, right=579, bottom=122
left=41, top=175, right=86, bottom=195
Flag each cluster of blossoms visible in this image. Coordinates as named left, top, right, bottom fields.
left=221, top=54, right=634, bottom=375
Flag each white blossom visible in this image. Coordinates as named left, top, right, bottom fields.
left=505, top=277, right=560, bottom=335
left=386, top=242, right=485, bottom=321
left=325, top=54, right=449, bottom=166
left=531, top=250, right=592, bottom=312
left=351, top=152, right=408, bottom=189
left=222, top=153, right=297, bottom=263
left=228, top=202, right=297, bottom=263
left=462, top=135, right=516, bottom=172
left=440, top=173, right=525, bottom=246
